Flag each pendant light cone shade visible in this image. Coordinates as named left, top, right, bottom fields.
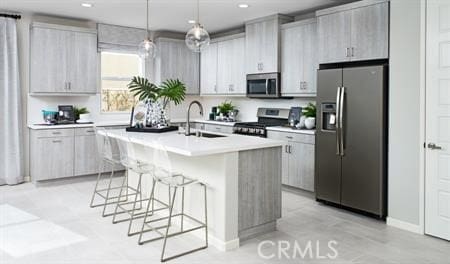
left=185, top=0, right=210, bottom=52
left=139, top=0, right=156, bottom=58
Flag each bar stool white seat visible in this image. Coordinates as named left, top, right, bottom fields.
left=89, top=127, right=139, bottom=217
left=137, top=140, right=208, bottom=262
left=112, top=135, right=171, bottom=237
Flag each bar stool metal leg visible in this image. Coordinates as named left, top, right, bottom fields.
left=89, top=160, right=106, bottom=208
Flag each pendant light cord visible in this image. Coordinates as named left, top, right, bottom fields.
left=197, top=0, right=200, bottom=24
left=146, top=0, right=149, bottom=38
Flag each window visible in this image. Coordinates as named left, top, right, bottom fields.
left=101, top=51, right=144, bottom=113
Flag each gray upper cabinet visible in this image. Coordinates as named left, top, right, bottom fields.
left=200, top=42, right=218, bottom=95
left=245, top=15, right=293, bottom=74
left=350, top=2, right=389, bottom=61
left=201, top=34, right=246, bottom=96
left=317, top=10, right=352, bottom=64
left=317, top=0, right=389, bottom=64
left=281, top=19, right=318, bottom=96
left=217, top=37, right=246, bottom=95
left=155, top=38, right=200, bottom=95
left=30, top=23, right=98, bottom=94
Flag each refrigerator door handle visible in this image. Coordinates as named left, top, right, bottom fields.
left=336, top=86, right=342, bottom=155
left=339, top=86, right=346, bottom=156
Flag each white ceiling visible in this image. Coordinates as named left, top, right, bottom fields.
left=2, top=0, right=353, bottom=33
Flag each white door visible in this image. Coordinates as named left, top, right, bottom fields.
left=425, top=0, right=450, bottom=241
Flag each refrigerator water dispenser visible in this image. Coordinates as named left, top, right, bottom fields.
left=321, top=103, right=337, bottom=131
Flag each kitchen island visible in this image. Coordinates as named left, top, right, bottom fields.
left=104, top=129, right=283, bottom=251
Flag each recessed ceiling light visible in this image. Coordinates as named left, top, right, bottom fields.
left=81, top=3, right=93, bottom=8
left=188, top=20, right=196, bottom=24
left=238, top=4, right=249, bottom=8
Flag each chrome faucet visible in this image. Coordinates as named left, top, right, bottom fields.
left=185, top=100, right=203, bottom=136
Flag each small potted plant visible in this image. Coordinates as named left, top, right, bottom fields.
left=217, top=101, right=235, bottom=117
left=303, top=103, right=316, bottom=129
left=74, top=107, right=90, bottom=122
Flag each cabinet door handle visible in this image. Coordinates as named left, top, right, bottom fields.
left=345, top=48, right=350, bottom=58
left=52, top=140, right=62, bottom=143
left=52, top=132, right=61, bottom=135
left=286, top=136, right=293, bottom=139
left=285, top=145, right=289, bottom=153
left=288, top=145, right=292, bottom=153
left=351, top=47, right=355, bottom=57
left=68, top=82, right=71, bottom=90
left=214, top=85, right=217, bottom=92
left=86, top=130, right=95, bottom=133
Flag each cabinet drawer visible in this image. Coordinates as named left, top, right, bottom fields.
left=267, top=130, right=315, bottom=144
left=204, top=124, right=233, bottom=134
left=75, top=127, right=96, bottom=136
left=33, top=128, right=74, bottom=138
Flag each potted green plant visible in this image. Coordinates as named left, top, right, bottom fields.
left=302, top=103, right=316, bottom=129
left=127, top=76, right=186, bottom=127
left=127, top=76, right=186, bottom=109
left=74, top=107, right=90, bottom=121
left=217, top=101, right=235, bottom=117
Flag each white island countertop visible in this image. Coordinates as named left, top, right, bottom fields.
left=105, top=129, right=284, bottom=157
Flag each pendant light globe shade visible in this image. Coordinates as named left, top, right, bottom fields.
left=138, top=38, right=157, bottom=59
left=185, top=23, right=210, bottom=52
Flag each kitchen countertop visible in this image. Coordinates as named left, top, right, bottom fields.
left=28, top=120, right=129, bottom=130
left=103, top=129, right=284, bottom=157
left=266, top=126, right=316, bottom=135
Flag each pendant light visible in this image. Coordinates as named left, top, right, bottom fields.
left=185, top=0, right=210, bottom=52
left=138, top=0, right=157, bottom=59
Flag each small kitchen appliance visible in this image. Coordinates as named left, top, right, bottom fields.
left=246, top=73, right=281, bottom=98
left=57, top=105, right=75, bottom=124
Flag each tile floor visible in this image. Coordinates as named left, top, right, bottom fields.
left=0, top=176, right=449, bottom=264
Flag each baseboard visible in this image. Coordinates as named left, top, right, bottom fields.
left=208, top=236, right=240, bottom=251
left=386, top=217, right=423, bottom=234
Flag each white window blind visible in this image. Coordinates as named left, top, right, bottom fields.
left=97, top=23, right=147, bottom=52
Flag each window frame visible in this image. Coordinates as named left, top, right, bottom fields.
left=99, top=50, right=146, bottom=114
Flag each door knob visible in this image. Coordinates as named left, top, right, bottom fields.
left=428, top=143, right=443, bottom=150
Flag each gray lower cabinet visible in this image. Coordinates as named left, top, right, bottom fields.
left=31, top=129, right=75, bottom=181
left=30, top=23, right=98, bottom=94
left=316, top=0, right=389, bottom=64
left=203, top=124, right=234, bottom=134
left=30, top=126, right=125, bottom=182
left=267, top=130, right=315, bottom=192
left=74, top=128, right=99, bottom=176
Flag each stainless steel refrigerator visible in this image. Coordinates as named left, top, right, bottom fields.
left=315, top=65, right=387, bottom=218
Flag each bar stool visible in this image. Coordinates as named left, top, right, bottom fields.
left=111, top=135, right=165, bottom=234
left=137, top=141, right=208, bottom=262
left=89, top=127, right=139, bottom=217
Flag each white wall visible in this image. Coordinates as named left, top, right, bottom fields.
left=388, top=0, right=426, bottom=232
left=169, top=96, right=314, bottom=122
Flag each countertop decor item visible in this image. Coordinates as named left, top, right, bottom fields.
left=303, top=103, right=316, bottom=129
left=138, top=0, right=157, bottom=59
left=74, top=107, right=89, bottom=121
left=217, top=101, right=235, bottom=116
left=128, top=76, right=186, bottom=128
left=185, top=0, right=210, bottom=52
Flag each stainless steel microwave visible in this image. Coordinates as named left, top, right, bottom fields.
left=246, top=73, right=280, bottom=98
